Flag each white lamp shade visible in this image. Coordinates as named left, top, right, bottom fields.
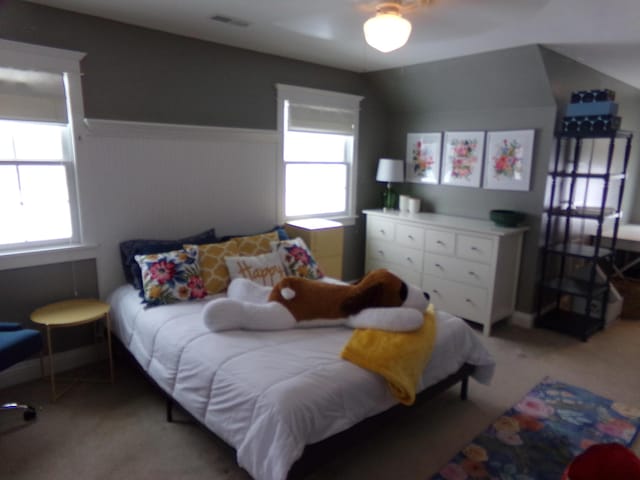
left=364, top=12, right=412, bottom=53
left=376, top=158, right=404, bottom=182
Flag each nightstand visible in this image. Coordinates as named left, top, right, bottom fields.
left=285, top=219, right=344, bottom=279
left=31, top=299, right=114, bottom=401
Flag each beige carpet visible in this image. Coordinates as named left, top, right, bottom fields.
left=1, top=318, right=639, bottom=480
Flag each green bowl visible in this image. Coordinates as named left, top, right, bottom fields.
left=490, top=209, right=525, bottom=227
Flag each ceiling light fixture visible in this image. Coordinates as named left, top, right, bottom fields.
left=363, top=2, right=412, bottom=53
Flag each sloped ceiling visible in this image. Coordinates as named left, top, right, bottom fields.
left=23, top=0, right=640, bottom=89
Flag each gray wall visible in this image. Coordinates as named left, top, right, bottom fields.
left=364, top=46, right=558, bottom=313
left=1, top=260, right=99, bottom=351
left=0, top=0, right=386, bottom=352
left=361, top=45, right=640, bottom=313
left=0, top=1, right=367, bottom=129
left=540, top=47, right=640, bottom=223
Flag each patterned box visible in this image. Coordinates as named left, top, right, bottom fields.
left=562, top=115, right=621, bottom=134
left=570, top=89, right=616, bottom=103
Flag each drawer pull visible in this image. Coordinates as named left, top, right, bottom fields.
left=465, top=298, right=474, bottom=304
left=435, top=263, right=443, bottom=270
left=468, top=271, right=477, bottom=277
left=436, top=240, right=445, bottom=246
left=470, top=246, right=480, bottom=251
left=379, top=229, right=386, bottom=234
left=406, top=257, right=413, bottom=263
left=433, top=289, right=441, bottom=295
left=408, top=234, right=414, bottom=240
left=377, top=250, right=385, bottom=256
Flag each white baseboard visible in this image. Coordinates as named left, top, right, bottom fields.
left=509, top=310, right=536, bottom=329
left=0, top=344, right=106, bottom=389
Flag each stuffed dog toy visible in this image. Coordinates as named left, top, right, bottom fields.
left=203, top=269, right=429, bottom=332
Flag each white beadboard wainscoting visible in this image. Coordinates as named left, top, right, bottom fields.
left=79, top=119, right=279, bottom=298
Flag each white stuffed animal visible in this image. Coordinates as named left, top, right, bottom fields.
left=203, top=269, right=429, bottom=332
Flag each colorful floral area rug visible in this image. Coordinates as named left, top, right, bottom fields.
left=432, top=377, right=640, bottom=480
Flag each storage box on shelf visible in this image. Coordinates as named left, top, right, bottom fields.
left=363, top=209, right=528, bottom=336
left=562, top=88, right=621, bottom=136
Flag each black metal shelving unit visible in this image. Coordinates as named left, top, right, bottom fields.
left=536, top=130, right=633, bottom=340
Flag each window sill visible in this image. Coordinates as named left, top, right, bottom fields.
left=0, top=244, right=99, bottom=272
left=285, top=215, right=358, bottom=227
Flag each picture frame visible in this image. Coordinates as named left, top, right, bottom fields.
left=483, top=129, right=535, bottom=191
left=441, top=131, right=485, bottom=187
left=406, top=132, right=442, bottom=184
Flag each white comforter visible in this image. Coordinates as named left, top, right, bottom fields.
left=108, top=284, right=495, bottom=480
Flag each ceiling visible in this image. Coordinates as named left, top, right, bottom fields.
left=27, top=0, right=640, bottom=89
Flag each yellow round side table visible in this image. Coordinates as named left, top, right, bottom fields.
left=31, top=298, right=114, bottom=402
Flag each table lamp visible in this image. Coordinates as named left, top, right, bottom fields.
left=376, top=158, right=404, bottom=210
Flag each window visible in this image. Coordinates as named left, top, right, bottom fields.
left=277, top=84, right=363, bottom=222
left=0, top=40, right=85, bottom=254
left=0, top=120, right=75, bottom=246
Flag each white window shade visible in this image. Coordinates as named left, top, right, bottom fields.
left=287, top=103, right=355, bottom=135
left=0, top=66, right=68, bottom=123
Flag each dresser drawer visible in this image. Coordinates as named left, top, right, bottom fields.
left=395, top=223, right=424, bottom=249
left=367, top=216, right=395, bottom=241
left=366, top=259, right=421, bottom=287
left=456, top=234, right=493, bottom=264
left=422, top=275, right=487, bottom=323
left=423, top=253, right=455, bottom=279
left=424, top=228, right=455, bottom=255
left=423, top=254, right=489, bottom=288
left=367, top=239, right=423, bottom=273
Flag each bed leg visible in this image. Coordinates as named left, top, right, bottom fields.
left=166, top=398, right=173, bottom=422
left=460, top=375, right=469, bottom=401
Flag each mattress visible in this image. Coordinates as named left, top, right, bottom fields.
left=108, top=284, right=495, bottom=480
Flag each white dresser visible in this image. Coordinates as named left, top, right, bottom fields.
left=363, top=209, right=528, bottom=336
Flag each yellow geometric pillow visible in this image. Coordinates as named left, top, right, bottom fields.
left=185, top=239, right=239, bottom=294
left=234, top=231, right=279, bottom=256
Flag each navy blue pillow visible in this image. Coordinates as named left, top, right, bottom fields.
left=120, top=228, right=217, bottom=290
left=220, top=225, right=289, bottom=242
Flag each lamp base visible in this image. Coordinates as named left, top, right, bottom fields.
left=382, top=186, right=398, bottom=210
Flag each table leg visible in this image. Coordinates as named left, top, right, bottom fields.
left=45, top=325, right=56, bottom=402
left=106, top=313, right=114, bottom=383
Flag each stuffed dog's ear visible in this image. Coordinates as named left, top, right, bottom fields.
left=341, top=282, right=384, bottom=316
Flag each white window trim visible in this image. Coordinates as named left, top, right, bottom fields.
left=276, top=84, right=363, bottom=225
left=0, top=39, right=89, bottom=267
left=0, top=243, right=99, bottom=272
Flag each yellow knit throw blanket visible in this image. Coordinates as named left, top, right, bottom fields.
left=340, top=304, right=437, bottom=406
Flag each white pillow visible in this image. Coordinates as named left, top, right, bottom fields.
left=224, top=252, right=287, bottom=287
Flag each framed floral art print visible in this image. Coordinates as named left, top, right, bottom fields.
left=441, top=131, right=485, bottom=187
left=483, top=129, right=535, bottom=191
left=406, top=132, right=442, bottom=184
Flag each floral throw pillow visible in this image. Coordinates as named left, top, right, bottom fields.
left=135, top=247, right=207, bottom=306
left=272, top=237, right=324, bottom=280
left=225, top=252, right=287, bottom=287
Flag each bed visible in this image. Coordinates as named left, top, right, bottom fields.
left=108, top=282, right=495, bottom=480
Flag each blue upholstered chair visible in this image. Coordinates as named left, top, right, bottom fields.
left=0, top=322, right=43, bottom=420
